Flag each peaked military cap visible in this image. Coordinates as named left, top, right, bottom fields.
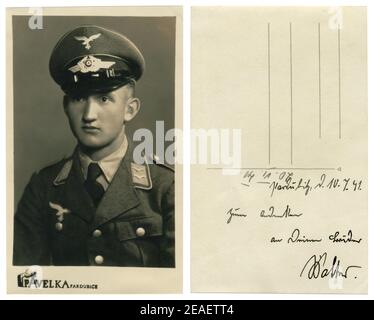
left=49, top=25, right=145, bottom=95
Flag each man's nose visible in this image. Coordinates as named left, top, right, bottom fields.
left=82, top=97, right=99, bottom=122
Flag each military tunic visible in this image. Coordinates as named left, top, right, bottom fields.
left=13, top=144, right=175, bottom=267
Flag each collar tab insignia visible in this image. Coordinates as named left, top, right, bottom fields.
left=131, top=162, right=152, bottom=190
left=53, top=159, right=73, bottom=186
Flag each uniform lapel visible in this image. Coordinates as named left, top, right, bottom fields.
left=92, top=143, right=140, bottom=229
left=63, top=149, right=96, bottom=223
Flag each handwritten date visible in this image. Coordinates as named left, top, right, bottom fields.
left=242, top=170, right=363, bottom=197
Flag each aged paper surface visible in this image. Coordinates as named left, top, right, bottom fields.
left=7, top=6, right=182, bottom=293
left=191, top=7, right=367, bottom=293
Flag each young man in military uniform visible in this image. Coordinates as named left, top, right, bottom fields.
left=13, top=25, right=175, bottom=268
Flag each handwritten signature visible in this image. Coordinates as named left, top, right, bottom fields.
left=300, top=252, right=361, bottom=279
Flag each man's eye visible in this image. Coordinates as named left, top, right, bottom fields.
left=101, top=96, right=109, bottom=102
left=73, top=97, right=85, bottom=102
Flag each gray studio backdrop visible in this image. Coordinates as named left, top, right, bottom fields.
left=13, top=16, right=176, bottom=205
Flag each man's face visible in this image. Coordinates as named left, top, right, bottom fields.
left=64, top=84, right=138, bottom=153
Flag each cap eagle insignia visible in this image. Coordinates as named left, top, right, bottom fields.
left=74, top=33, right=101, bottom=50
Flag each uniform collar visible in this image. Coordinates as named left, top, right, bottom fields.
left=51, top=138, right=153, bottom=227
left=53, top=136, right=152, bottom=191
left=78, top=135, right=128, bottom=183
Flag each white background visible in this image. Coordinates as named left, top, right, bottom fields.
left=0, top=0, right=372, bottom=300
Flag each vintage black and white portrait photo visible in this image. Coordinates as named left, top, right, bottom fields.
left=10, top=11, right=178, bottom=272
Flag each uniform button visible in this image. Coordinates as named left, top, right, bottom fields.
left=55, top=222, right=63, bottom=231
left=92, top=229, right=102, bottom=237
left=136, top=227, right=146, bottom=237
left=95, top=255, right=104, bottom=265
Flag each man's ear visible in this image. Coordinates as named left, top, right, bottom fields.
left=124, top=97, right=141, bottom=122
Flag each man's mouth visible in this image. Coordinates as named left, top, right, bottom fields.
left=82, top=125, right=100, bottom=132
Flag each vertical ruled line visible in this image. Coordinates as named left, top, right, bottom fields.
left=338, top=27, right=342, bottom=139
left=318, top=23, right=322, bottom=138
left=268, top=23, right=271, bottom=164
left=290, top=22, right=293, bottom=164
